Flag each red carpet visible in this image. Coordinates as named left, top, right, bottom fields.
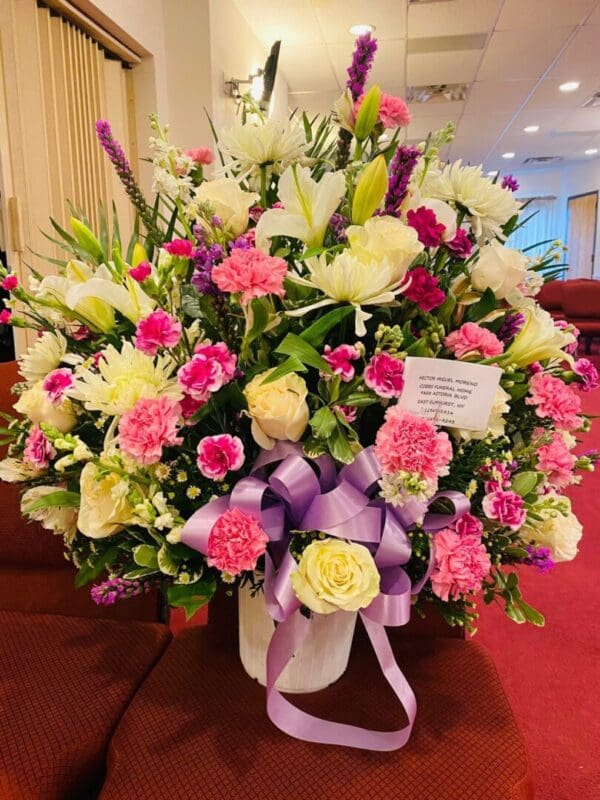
left=478, top=354, right=600, bottom=799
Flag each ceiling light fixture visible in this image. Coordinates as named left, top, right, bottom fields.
left=502, top=152, right=515, bottom=159
left=523, top=125, right=539, bottom=133
left=585, top=148, right=599, bottom=155
left=487, top=170, right=498, bottom=176
left=349, top=24, right=375, bottom=36
left=559, top=80, right=580, bottom=93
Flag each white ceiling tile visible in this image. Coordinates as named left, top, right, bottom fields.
left=279, top=44, right=339, bottom=92
left=549, top=26, right=600, bottom=79
left=314, top=0, right=408, bottom=43
left=477, top=28, right=574, bottom=81
left=496, top=0, right=596, bottom=29
left=553, top=107, right=600, bottom=134
left=232, top=1, right=321, bottom=46
left=446, top=137, right=488, bottom=165
left=406, top=111, right=460, bottom=140
left=465, top=80, right=536, bottom=113
left=490, top=132, right=597, bottom=162
left=407, top=49, right=481, bottom=85
left=408, top=0, right=501, bottom=38
left=328, top=39, right=406, bottom=89
left=455, top=112, right=513, bottom=138
left=525, top=76, right=598, bottom=111
left=504, top=108, right=571, bottom=136
left=588, top=4, right=600, bottom=24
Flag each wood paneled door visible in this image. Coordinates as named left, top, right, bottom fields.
left=567, top=191, right=598, bottom=279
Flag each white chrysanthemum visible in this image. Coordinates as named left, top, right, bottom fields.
left=71, top=342, right=182, bottom=416
left=219, top=118, right=306, bottom=181
left=21, top=485, right=78, bottom=541
left=19, top=330, right=67, bottom=383
left=425, top=160, right=521, bottom=238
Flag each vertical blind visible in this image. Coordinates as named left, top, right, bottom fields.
left=507, top=197, right=562, bottom=261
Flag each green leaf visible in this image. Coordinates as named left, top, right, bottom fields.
left=401, top=321, right=416, bottom=347
left=328, top=425, right=355, bottom=464
left=133, top=544, right=159, bottom=569
left=23, top=490, right=80, bottom=514
left=180, top=285, right=205, bottom=319
left=157, top=544, right=180, bottom=576
left=504, top=602, right=526, bottom=624
left=466, top=288, right=496, bottom=322
left=167, top=579, right=216, bottom=621
left=275, top=333, right=332, bottom=374
left=299, top=306, right=354, bottom=347
left=245, top=297, right=271, bottom=346
left=74, top=546, right=120, bottom=589
left=437, top=293, right=456, bottom=326
left=310, top=406, right=337, bottom=439
left=405, top=336, right=432, bottom=357
left=123, top=566, right=160, bottom=580
left=338, top=392, right=379, bottom=407
left=260, top=356, right=307, bottom=385
left=515, top=599, right=545, bottom=627
left=511, top=471, right=538, bottom=497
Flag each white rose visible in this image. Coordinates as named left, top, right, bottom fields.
left=346, top=215, right=423, bottom=282
left=291, top=538, right=380, bottom=614
left=77, top=462, right=133, bottom=538
left=470, top=241, right=528, bottom=300
left=244, top=369, right=309, bottom=450
left=522, top=504, right=583, bottom=563
left=21, top=485, right=78, bottom=541
left=14, top=382, right=76, bottom=433
left=195, top=178, right=258, bottom=237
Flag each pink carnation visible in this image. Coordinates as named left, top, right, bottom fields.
left=482, top=490, right=526, bottom=531
left=163, top=239, right=193, bottom=258
left=322, top=344, right=360, bottom=382
left=128, top=262, right=152, bottom=282
left=0, top=309, right=12, bottom=324
left=211, top=248, right=288, bottom=305
left=180, top=394, right=204, bottom=420
left=430, top=526, right=491, bottom=602
left=455, top=512, right=484, bottom=538
left=374, top=406, right=452, bottom=483
left=379, top=93, right=412, bottom=128
left=23, top=426, right=56, bottom=470
left=178, top=342, right=236, bottom=402
left=2, top=274, right=18, bottom=291
left=444, top=322, right=504, bottom=360
left=185, top=147, right=214, bottom=166
left=135, top=309, right=182, bottom=356
left=536, top=432, right=576, bottom=489
left=404, top=266, right=445, bottom=312
left=364, top=352, right=405, bottom=398
left=526, top=373, right=582, bottom=431
left=118, top=396, right=182, bottom=466
left=573, top=358, right=599, bottom=392
left=42, top=368, right=74, bottom=404
left=197, top=434, right=245, bottom=480
left=406, top=206, right=446, bottom=248
left=446, top=228, right=472, bottom=259
left=333, top=405, right=357, bottom=424
left=207, top=507, right=269, bottom=575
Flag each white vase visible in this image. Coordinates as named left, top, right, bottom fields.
left=238, top=582, right=357, bottom=694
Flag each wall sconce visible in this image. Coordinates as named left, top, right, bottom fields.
left=224, top=42, right=281, bottom=111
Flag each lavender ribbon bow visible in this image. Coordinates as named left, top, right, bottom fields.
left=182, top=442, right=469, bottom=751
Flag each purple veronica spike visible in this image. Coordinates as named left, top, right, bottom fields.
left=91, top=576, right=153, bottom=606
left=384, top=145, right=421, bottom=216
left=346, top=33, right=378, bottom=100
left=497, top=312, right=525, bottom=343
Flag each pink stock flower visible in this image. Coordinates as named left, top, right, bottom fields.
left=196, top=434, right=245, bottom=480
left=134, top=309, right=182, bottom=356
left=446, top=228, right=472, bottom=259
left=333, top=404, right=357, bottom=424
left=482, top=490, right=526, bottom=531
left=118, top=396, right=183, bottom=466
left=211, top=248, right=288, bottom=305
left=480, top=460, right=513, bottom=493
left=23, top=426, right=56, bottom=470
left=374, top=406, right=452, bottom=483
left=0, top=309, right=12, bottom=324
left=406, top=206, right=446, bottom=247
left=526, top=373, right=583, bottom=431
left=322, top=344, right=360, bottom=382
left=42, top=368, right=74, bottom=404
left=403, top=266, right=445, bottom=312
left=364, top=352, right=405, bottom=398
left=444, top=322, right=504, bottom=360
left=207, top=507, right=269, bottom=575
left=430, top=526, right=491, bottom=602
left=128, top=262, right=152, bottom=282
left=2, top=274, right=18, bottom=291
left=163, top=239, right=194, bottom=258
left=185, top=147, right=214, bottom=166
left=573, top=358, right=599, bottom=392
left=536, top=432, right=576, bottom=489
left=178, top=342, right=236, bottom=402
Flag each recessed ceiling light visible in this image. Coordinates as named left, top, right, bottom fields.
left=487, top=170, right=498, bottom=176
left=585, top=148, right=599, bottom=155
left=559, top=81, right=580, bottom=93
left=349, top=24, right=375, bottom=35
left=502, top=152, right=515, bottom=159
left=523, top=125, right=539, bottom=133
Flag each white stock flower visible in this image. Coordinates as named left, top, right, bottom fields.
left=219, top=118, right=306, bottom=181
left=193, top=178, right=258, bottom=237
left=345, top=215, right=423, bottom=281
left=21, top=485, right=78, bottom=540
left=470, top=241, right=528, bottom=301
left=19, top=331, right=67, bottom=383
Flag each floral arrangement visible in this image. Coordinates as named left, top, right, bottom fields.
left=0, top=32, right=597, bottom=642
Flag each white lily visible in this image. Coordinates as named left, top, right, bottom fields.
left=64, top=263, right=155, bottom=326
left=38, top=261, right=116, bottom=333
left=256, top=165, right=346, bottom=252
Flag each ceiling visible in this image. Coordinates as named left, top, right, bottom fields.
left=232, top=0, right=600, bottom=172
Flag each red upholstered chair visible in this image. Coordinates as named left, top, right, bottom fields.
left=100, top=592, right=534, bottom=800
left=561, top=279, right=600, bottom=354
left=0, top=360, right=172, bottom=800
left=537, top=279, right=565, bottom=320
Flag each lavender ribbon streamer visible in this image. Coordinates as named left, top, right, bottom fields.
left=181, top=444, right=469, bottom=751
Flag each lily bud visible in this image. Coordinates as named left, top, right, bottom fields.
left=69, top=217, right=104, bottom=263
left=354, top=85, right=381, bottom=142
left=352, top=155, right=387, bottom=225
left=132, top=241, right=149, bottom=267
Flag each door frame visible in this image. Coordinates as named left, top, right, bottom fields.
left=567, top=190, right=598, bottom=279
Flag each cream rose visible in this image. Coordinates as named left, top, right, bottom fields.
left=21, top=485, right=78, bottom=541
left=14, top=382, right=76, bottom=433
left=346, top=215, right=423, bottom=282
left=244, top=369, right=309, bottom=450
left=77, top=462, right=133, bottom=539
left=470, top=241, right=528, bottom=300
left=292, top=538, right=380, bottom=614
left=195, top=178, right=258, bottom=237
left=522, top=504, right=582, bottom=563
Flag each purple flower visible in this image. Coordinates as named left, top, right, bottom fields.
left=501, top=175, right=519, bottom=192
left=329, top=212, right=348, bottom=242
left=346, top=33, right=378, bottom=100
left=384, top=145, right=421, bottom=216
left=191, top=243, right=224, bottom=295
left=91, top=576, right=153, bottom=606
left=497, top=312, right=525, bottom=343
left=523, top=545, right=555, bottom=574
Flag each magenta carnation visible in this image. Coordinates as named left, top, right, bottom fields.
left=430, top=526, right=491, bottom=602
left=403, top=266, right=445, bottom=312
left=322, top=344, right=360, bottom=382
left=135, top=309, right=182, bottom=356
left=573, top=358, right=599, bottom=392
left=163, top=239, right=194, bottom=258
left=178, top=342, right=236, bottom=402
left=446, top=228, right=473, bottom=259
left=212, top=248, right=288, bottom=305
left=364, top=352, right=405, bottom=398
left=207, top=507, right=269, bottom=575
left=42, top=368, right=74, bottom=404
left=406, top=206, right=446, bottom=248
left=118, top=396, right=182, bottom=466
left=128, top=262, right=152, bottom=282
left=23, top=426, right=56, bottom=470
left=197, top=434, right=245, bottom=481
left=536, top=432, right=576, bottom=489
left=374, top=406, right=452, bottom=483
left=526, top=373, right=583, bottom=431
left=482, top=490, right=526, bottom=531
left=333, top=404, right=357, bottom=424
left=185, top=147, right=214, bottom=165
left=0, top=309, right=12, bottom=324
left=444, top=322, right=504, bottom=360
left=2, top=274, right=18, bottom=291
